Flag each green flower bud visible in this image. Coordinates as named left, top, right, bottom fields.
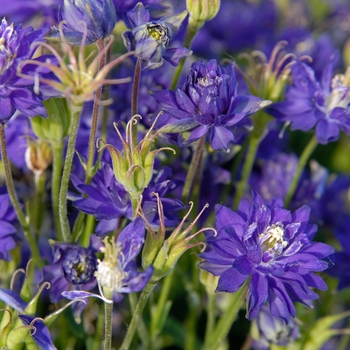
left=186, top=0, right=221, bottom=28
left=99, top=114, right=175, bottom=215
left=140, top=194, right=216, bottom=281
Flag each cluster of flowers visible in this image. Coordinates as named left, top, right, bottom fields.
left=0, top=0, right=350, bottom=349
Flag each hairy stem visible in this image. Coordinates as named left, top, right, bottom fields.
left=58, top=107, right=82, bottom=242
left=104, top=301, right=113, bottom=350
left=119, top=282, right=157, bottom=350
left=51, top=142, right=64, bottom=241
left=0, top=124, right=43, bottom=269
left=85, top=38, right=106, bottom=185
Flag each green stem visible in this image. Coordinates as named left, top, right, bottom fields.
left=0, top=124, right=43, bottom=269
left=128, top=293, right=150, bottom=347
left=284, top=134, right=318, bottom=208
left=85, top=38, right=106, bottom=185
left=170, top=24, right=200, bottom=90
left=93, top=304, right=105, bottom=350
left=204, top=281, right=249, bottom=350
left=233, top=135, right=261, bottom=210
left=51, top=142, right=64, bottom=241
left=119, top=282, right=157, bottom=350
left=203, top=293, right=216, bottom=347
left=32, top=172, right=46, bottom=233
left=58, top=108, right=82, bottom=242
left=150, top=272, right=173, bottom=340
left=182, top=136, right=206, bottom=203
left=104, top=301, right=113, bottom=350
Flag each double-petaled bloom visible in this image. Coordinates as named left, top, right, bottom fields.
left=269, top=59, right=350, bottom=144
left=200, top=192, right=334, bottom=322
left=0, top=18, right=53, bottom=122
left=155, top=59, right=270, bottom=150
left=122, top=2, right=192, bottom=70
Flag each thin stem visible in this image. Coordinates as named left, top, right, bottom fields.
left=119, top=282, right=157, bottom=350
left=58, top=107, right=82, bottom=242
left=128, top=293, right=150, bottom=347
left=0, top=124, right=43, bottom=269
left=131, top=58, right=142, bottom=147
left=182, top=136, right=206, bottom=203
left=93, top=304, right=105, bottom=350
left=51, top=142, right=64, bottom=241
left=131, top=58, right=142, bottom=118
left=203, top=293, right=216, bottom=347
left=150, top=272, right=173, bottom=340
left=85, top=38, right=106, bottom=185
left=203, top=281, right=249, bottom=350
left=170, top=24, right=199, bottom=90
left=233, top=135, right=260, bottom=210
left=104, top=301, right=113, bottom=350
left=284, top=134, right=318, bottom=208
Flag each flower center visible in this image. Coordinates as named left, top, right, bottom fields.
left=95, top=239, right=128, bottom=293
left=147, top=24, right=168, bottom=44
left=259, top=223, right=288, bottom=255
left=325, top=72, right=350, bottom=112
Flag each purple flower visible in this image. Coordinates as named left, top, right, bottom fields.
left=252, top=305, right=300, bottom=350
left=122, top=2, right=192, bottom=70
left=155, top=59, right=269, bottom=150
left=268, top=60, right=350, bottom=144
left=19, top=315, right=57, bottom=350
left=0, top=0, right=61, bottom=25
left=50, top=0, right=117, bottom=45
left=0, top=18, right=51, bottom=122
left=42, top=238, right=100, bottom=303
left=199, top=192, right=334, bottom=322
left=72, top=164, right=183, bottom=236
left=0, top=192, right=18, bottom=261
left=327, top=226, right=350, bottom=290
left=63, top=217, right=153, bottom=302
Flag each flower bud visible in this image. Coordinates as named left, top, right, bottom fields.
left=186, top=0, right=221, bottom=29
left=99, top=114, right=174, bottom=215
left=140, top=194, right=215, bottom=281
left=50, top=0, right=117, bottom=46
left=25, top=138, right=52, bottom=177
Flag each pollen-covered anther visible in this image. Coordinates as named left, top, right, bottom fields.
left=259, top=223, right=288, bottom=252
left=95, top=239, right=127, bottom=292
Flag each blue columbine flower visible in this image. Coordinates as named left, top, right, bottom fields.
left=268, top=59, right=350, bottom=144
left=0, top=18, right=53, bottom=122
left=154, top=59, right=270, bottom=150
left=62, top=217, right=153, bottom=303
left=50, top=0, right=117, bottom=45
left=122, top=2, right=192, bottom=70
left=0, top=192, right=19, bottom=261
left=72, top=163, right=184, bottom=236
left=199, top=192, right=334, bottom=322
left=42, top=237, right=101, bottom=303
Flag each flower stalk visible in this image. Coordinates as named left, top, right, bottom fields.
left=58, top=107, right=83, bottom=242
left=0, top=124, right=43, bottom=269
left=203, top=281, right=249, bottom=350
left=284, top=134, right=318, bottom=208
